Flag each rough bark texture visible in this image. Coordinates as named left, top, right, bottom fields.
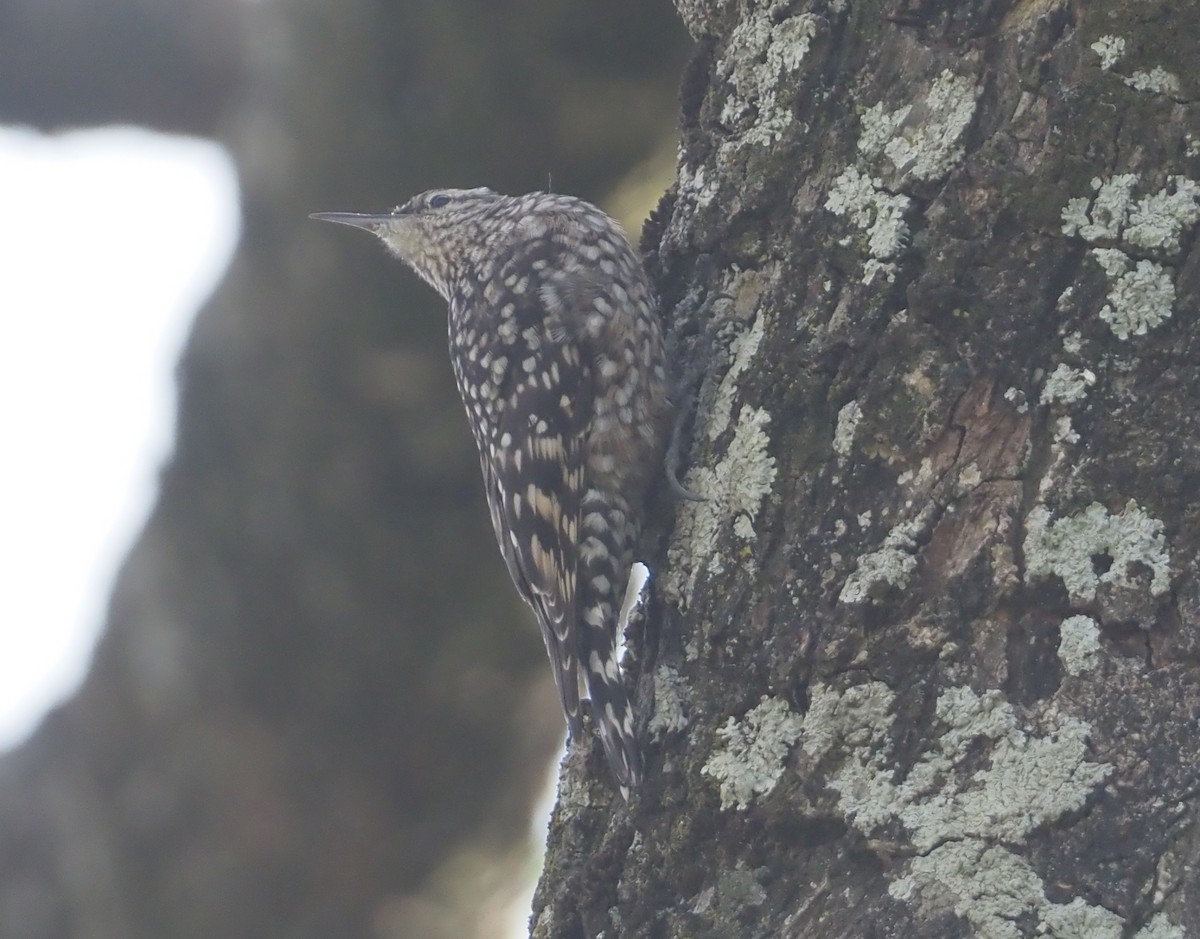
left=0, top=2, right=687, bottom=938
left=532, top=1, right=1200, bottom=937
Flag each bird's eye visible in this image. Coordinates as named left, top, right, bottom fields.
left=429, top=193, right=451, bottom=208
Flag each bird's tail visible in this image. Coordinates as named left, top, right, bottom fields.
left=587, top=665, right=642, bottom=800
left=577, top=490, right=642, bottom=799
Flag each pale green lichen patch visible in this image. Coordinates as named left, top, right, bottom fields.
left=1062, top=175, right=1200, bottom=252
left=1085, top=33, right=1179, bottom=96
left=1061, top=175, right=1199, bottom=339
left=1135, top=913, right=1188, bottom=939
left=800, top=681, right=895, bottom=762
left=1090, top=35, right=1126, bottom=70
left=897, top=690, right=1109, bottom=850
left=1051, top=415, right=1079, bottom=444
left=857, top=101, right=911, bottom=158
left=892, top=842, right=1126, bottom=939
left=1024, top=500, right=1171, bottom=602
left=678, top=160, right=719, bottom=209
left=702, top=696, right=803, bottom=810
left=1058, top=615, right=1102, bottom=675
left=1040, top=364, right=1096, bottom=405
left=666, top=406, right=777, bottom=604
left=1124, top=177, right=1200, bottom=253
left=832, top=399, right=862, bottom=456
left=838, top=521, right=920, bottom=604
left=1124, top=67, right=1181, bottom=95
left=824, top=71, right=978, bottom=283
left=648, top=666, right=689, bottom=738
left=879, top=70, right=980, bottom=183
left=1091, top=250, right=1175, bottom=339
left=826, top=166, right=912, bottom=263
left=717, top=12, right=819, bottom=148
left=1061, top=175, right=1140, bottom=241
left=707, top=312, right=767, bottom=441
left=804, top=682, right=1114, bottom=938
left=1003, top=386, right=1030, bottom=413
left=861, top=258, right=899, bottom=285
left=1042, top=898, right=1128, bottom=939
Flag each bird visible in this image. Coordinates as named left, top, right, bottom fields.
left=312, top=188, right=672, bottom=796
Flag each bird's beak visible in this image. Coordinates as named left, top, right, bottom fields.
left=309, top=212, right=394, bottom=231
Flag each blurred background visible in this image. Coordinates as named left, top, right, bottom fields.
left=0, top=0, right=690, bottom=936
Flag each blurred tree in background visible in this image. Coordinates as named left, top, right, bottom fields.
left=0, top=1, right=689, bottom=937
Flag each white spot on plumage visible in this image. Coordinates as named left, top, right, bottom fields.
left=589, top=651, right=619, bottom=682
left=580, top=537, right=607, bottom=563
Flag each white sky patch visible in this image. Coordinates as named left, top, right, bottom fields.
left=613, top=561, right=650, bottom=667
left=0, top=125, right=239, bottom=749
left=502, top=755, right=560, bottom=939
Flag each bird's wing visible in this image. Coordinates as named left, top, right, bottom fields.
left=484, top=336, right=591, bottom=739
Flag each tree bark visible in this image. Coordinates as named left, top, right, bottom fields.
left=532, top=1, right=1200, bottom=937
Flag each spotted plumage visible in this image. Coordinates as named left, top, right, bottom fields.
left=312, top=189, right=671, bottom=795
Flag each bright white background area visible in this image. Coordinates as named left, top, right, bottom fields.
left=0, top=126, right=549, bottom=936
left=0, top=125, right=239, bottom=751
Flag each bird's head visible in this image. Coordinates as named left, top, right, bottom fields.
left=312, top=187, right=507, bottom=300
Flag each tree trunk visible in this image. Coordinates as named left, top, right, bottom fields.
left=532, top=2, right=1200, bottom=937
